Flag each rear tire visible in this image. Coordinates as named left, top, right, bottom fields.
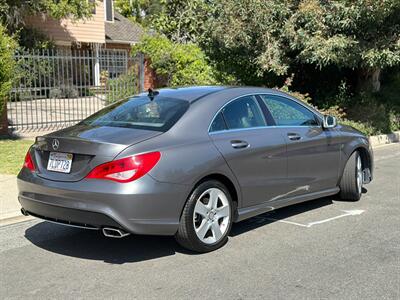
left=175, top=180, right=233, bottom=253
left=340, top=151, right=363, bottom=201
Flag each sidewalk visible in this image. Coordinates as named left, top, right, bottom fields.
left=0, top=175, right=19, bottom=218
left=0, top=174, right=33, bottom=225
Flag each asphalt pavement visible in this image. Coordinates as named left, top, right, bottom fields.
left=1, top=143, right=399, bottom=299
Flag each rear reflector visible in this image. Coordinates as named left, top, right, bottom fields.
left=23, top=150, right=35, bottom=171
left=86, top=152, right=161, bottom=183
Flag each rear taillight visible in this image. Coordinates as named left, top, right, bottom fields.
left=23, top=150, right=35, bottom=171
left=86, top=152, right=161, bottom=183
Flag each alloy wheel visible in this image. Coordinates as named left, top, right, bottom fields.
left=193, top=188, right=231, bottom=244
left=356, top=156, right=363, bottom=195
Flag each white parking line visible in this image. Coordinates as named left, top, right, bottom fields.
left=265, top=219, right=310, bottom=227
left=266, top=209, right=365, bottom=228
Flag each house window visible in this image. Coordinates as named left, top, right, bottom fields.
left=104, top=0, right=114, bottom=22
left=99, top=49, right=128, bottom=79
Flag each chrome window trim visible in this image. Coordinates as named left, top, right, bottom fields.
left=209, top=124, right=322, bottom=135
left=208, top=92, right=323, bottom=134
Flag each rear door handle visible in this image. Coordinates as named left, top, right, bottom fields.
left=231, top=140, right=249, bottom=149
left=287, top=133, right=302, bottom=141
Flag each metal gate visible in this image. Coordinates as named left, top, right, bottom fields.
left=7, top=49, right=144, bottom=131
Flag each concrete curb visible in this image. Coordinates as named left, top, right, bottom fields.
left=369, top=131, right=400, bottom=148
left=0, top=215, right=33, bottom=227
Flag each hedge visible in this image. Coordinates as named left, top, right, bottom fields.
left=0, top=24, right=16, bottom=117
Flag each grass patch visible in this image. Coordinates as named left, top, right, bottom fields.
left=0, top=139, right=34, bottom=175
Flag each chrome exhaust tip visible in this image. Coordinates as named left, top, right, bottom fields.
left=21, top=208, right=29, bottom=216
left=102, top=227, right=130, bottom=238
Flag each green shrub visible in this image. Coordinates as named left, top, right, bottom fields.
left=49, top=85, right=79, bottom=99
left=132, top=34, right=218, bottom=87
left=0, top=24, right=17, bottom=116
left=18, top=27, right=55, bottom=50
left=279, top=74, right=313, bottom=105
left=339, top=119, right=376, bottom=136
left=332, top=80, right=353, bottom=107
left=279, top=74, right=398, bottom=136
left=106, top=70, right=137, bottom=104
left=345, top=91, right=400, bottom=134
left=321, top=101, right=398, bottom=136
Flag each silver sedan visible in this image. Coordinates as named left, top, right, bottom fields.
left=18, top=86, right=373, bottom=252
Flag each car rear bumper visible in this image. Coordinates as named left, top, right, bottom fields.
left=17, top=169, right=190, bottom=235
left=19, top=198, right=122, bottom=230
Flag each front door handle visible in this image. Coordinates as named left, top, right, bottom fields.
left=287, top=133, right=302, bottom=141
left=231, top=140, right=249, bottom=149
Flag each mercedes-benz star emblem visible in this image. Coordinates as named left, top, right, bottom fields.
left=52, top=139, right=60, bottom=150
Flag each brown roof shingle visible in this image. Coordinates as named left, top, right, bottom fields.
left=105, top=12, right=144, bottom=44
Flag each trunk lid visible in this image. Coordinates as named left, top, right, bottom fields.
left=33, top=124, right=162, bottom=182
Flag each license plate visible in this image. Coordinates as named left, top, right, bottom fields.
left=47, top=152, right=73, bottom=173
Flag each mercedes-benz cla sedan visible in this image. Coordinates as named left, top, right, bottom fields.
left=18, top=86, right=373, bottom=252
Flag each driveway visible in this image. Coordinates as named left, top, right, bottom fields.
left=1, top=144, right=399, bottom=299
left=7, top=96, right=106, bottom=130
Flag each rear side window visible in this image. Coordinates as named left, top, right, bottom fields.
left=210, top=113, right=227, bottom=132
left=221, top=96, right=267, bottom=130
left=260, top=95, right=318, bottom=126
left=81, top=96, right=190, bottom=132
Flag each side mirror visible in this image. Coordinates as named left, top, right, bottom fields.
left=323, top=115, right=337, bottom=129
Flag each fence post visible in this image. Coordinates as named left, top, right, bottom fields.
left=0, top=102, right=8, bottom=136
left=94, top=44, right=101, bottom=86
left=139, top=53, right=145, bottom=92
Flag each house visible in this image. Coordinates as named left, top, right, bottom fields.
left=25, top=0, right=144, bottom=85
left=25, top=0, right=143, bottom=50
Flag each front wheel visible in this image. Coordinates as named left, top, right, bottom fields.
left=175, top=180, right=233, bottom=253
left=340, top=151, right=363, bottom=201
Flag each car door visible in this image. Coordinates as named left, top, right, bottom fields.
left=209, top=95, right=288, bottom=207
left=259, top=94, right=341, bottom=197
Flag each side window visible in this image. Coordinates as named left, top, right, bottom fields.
left=222, top=96, right=267, bottom=130
left=260, top=95, right=319, bottom=126
left=209, top=113, right=227, bottom=132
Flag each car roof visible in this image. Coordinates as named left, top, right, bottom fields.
left=137, top=86, right=229, bottom=102
left=136, top=85, right=312, bottom=108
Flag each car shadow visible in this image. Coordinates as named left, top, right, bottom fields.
left=230, top=189, right=368, bottom=237
left=229, top=196, right=335, bottom=236
left=25, top=223, right=188, bottom=264
left=24, top=194, right=361, bottom=264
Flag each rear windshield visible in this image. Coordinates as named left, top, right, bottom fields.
left=80, top=96, right=190, bottom=132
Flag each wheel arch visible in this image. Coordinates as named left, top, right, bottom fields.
left=180, top=173, right=241, bottom=222
left=339, top=144, right=372, bottom=184
left=356, top=146, right=372, bottom=171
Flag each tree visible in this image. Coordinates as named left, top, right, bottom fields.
left=115, top=0, right=214, bottom=43
left=132, top=34, right=219, bottom=86
left=0, top=0, right=95, bottom=33
left=204, top=0, right=291, bottom=86
left=114, top=0, right=163, bottom=25
left=150, top=0, right=214, bottom=44
left=0, top=23, right=17, bottom=119
left=286, top=0, right=400, bottom=92
left=208, top=0, right=400, bottom=91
